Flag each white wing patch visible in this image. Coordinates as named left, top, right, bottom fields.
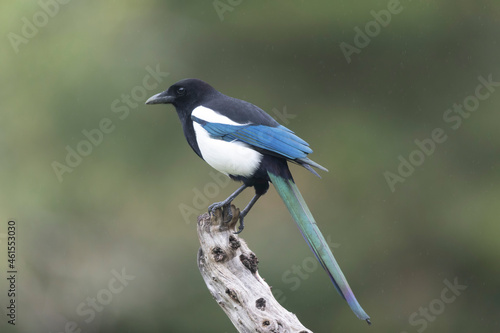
left=192, top=106, right=262, bottom=177
left=192, top=106, right=249, bottom=126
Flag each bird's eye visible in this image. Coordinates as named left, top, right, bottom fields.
left=176, top=87, right=186, bottom=96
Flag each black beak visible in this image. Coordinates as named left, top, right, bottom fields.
left=145, top=91, right=175, bottom=105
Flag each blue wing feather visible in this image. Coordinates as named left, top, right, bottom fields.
left=192, top=115, right=327, bottom=175
left=193, top=116, right=311, bottom=160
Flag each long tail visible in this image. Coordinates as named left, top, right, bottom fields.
left=267, top=171, right=370, bottom=323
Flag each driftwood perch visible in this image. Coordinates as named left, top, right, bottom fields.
left=196, top=205, right=312, bottom=333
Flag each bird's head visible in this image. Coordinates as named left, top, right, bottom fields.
left=145, top=78, right=217, bottom=111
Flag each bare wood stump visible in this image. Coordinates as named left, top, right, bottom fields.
left=197, top=205, right=312, bottom=333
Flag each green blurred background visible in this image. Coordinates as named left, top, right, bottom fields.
left=1, top=0, right=499, bottom=332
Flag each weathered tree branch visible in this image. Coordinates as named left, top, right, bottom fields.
left=197, top=205, right=312, bottom=333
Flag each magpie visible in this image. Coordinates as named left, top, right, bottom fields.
left=145, top=78, right=370, bottom=323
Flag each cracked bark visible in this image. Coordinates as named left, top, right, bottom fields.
left=197, top=205, right=312, bottom=333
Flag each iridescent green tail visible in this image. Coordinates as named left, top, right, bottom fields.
left=268, top=171, right=370, bottom=323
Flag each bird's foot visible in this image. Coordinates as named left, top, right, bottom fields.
left=208, top=201, right=224, bottom=213
left=234, top=215, right=245, bottom=234
left=208, top=200, right=230, bottom=215
left=208, top=201, right=233, bottom=223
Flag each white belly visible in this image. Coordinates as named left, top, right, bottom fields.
left=193, top=123, right=263, bottom=177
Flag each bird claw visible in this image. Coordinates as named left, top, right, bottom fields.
left=233, top=216, right=245, bottom=234
left=209, top=201, right=233, bottom=224
left=223, top=206, right=233, bottom=224
left=208, top=201, right=224, bottom=214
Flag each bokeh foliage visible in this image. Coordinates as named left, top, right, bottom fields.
left=1, top=0, right=499, bottom=332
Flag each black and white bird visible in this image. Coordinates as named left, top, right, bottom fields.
left=145, top=78, right=370, bottom=323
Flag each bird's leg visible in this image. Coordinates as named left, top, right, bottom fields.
left=234, top=193, right=261, bottom=234
left=208, top=184, right=248, bottom=222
